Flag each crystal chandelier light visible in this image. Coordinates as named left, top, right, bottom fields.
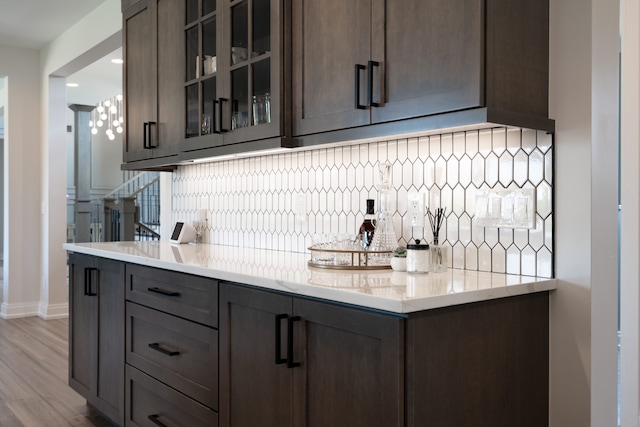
left=89, top=95, right=124, bottom=140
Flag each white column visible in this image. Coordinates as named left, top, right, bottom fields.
left=620, top=0, right=640, bottom=424
left=39, top=76, right=70, bottom=319
left=590, top=0, right=621, bottom=424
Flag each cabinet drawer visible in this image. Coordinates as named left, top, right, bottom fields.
left=126, top=302, right=218, bottom=409
left=126, top=365, right=218, bottom=427
left=126, top=264, right=218, bottom=327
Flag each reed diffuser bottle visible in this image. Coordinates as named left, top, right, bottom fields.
left=428, top=207, right=448, bottom=273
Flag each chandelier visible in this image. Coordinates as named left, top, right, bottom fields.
left=89, top=95, right=123, bottom=140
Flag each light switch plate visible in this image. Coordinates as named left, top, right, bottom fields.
left=408, top=192, right=426, bottom=227
left=474, top=188, right=536, bottom=229
left=293, top=193, right=307, bottom=221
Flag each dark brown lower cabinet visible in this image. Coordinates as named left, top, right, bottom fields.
left=220, top=282, right=549, bottom=427
left=69, top=253, right=125, bottom=426
left=68, top=254, right=549, bottom=427
left=219, top=283, right=405, bottom=427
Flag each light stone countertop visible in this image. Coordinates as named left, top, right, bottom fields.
left=64, top=241, right=556, bottom=314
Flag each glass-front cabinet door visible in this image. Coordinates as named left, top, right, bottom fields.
left=183, top=0, right=283, bottom=156
left=185, top=0, right=223, bottom=149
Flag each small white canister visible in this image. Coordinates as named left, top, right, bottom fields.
left=406, top=242, right=430, bottom=274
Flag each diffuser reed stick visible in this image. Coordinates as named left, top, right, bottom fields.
left=427, top=207, right=446, bottom=245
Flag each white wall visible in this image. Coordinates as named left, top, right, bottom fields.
left=38, top=0, right=121, bottom=318
left=549, top=0, right=620, bottom=425
left=0, top=44, right=43, bottom=317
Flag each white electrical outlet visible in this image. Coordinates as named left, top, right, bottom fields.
left=474, top=188, right=536, bottom=229
left=408, top=192, right=425, bottom=227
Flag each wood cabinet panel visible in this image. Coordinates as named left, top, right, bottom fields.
left=123, top=2, right=155, bottom=163
left=405, top=292, right=549, bottom=427
left=291, top=0, right=371, bottom=136
left=126, top=302, right=218, bottom=409
left=219, top=283, right=404, bottom=427
left=219, top=284, right=293, bottom=427
left=372, top=0, right=483, bottom=124
left=69, top=254, right=125, bottom=426
left=155, top=0, right=185, bottom=157
left=126, top=365, right=218, bottom=427
left=126, top=264, right=218, bottom=327
left=292, top=298, right=404, bottom=427
left=122, top=0, right=183, bottom=167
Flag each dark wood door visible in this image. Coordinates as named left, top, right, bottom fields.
left=219, top=284, right=293, bottom=427
left=154, top=0, right=184, bottom=158
left=123, top=0, right=182, bottom=163
left=371, top=0, right=483, bottom=124
left=123, top=0, right=156, bottom=162
left=292, top=298, right=405, bottom=427
left=68, top=254, right=124, bottom=425
left=94, top=257, right=125, bottom=424
left=69, top=254, right=98, bottom=399
left=292, top=0, right=372, bottom=136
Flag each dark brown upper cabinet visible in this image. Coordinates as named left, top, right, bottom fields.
left=292, top=0, right=552, bottom=146
left=121, top=0, right=552, bottom=168
left=180, top=0, right=290, bottom=161
left=122, top=0, right=184, bottom=170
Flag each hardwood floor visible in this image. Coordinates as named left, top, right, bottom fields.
left=0, top=317, right=115, bottom=427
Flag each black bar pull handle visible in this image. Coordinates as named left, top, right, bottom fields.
left=147, top=287, right=180, bottom=297
left=218, top=97, right=228, bottom=132
left=275, top=313, right=288, bottom=365
left=149, top=342, right=181, bottom=357
left=287, top=316, right=301, bottom=368
left=142, top=122, right=155, bottom=150
left=368, top=60, right=380, bottom=107
left=143, top=122, right=150, bottom=149
left=213, top=99, right=221, bottom=134
left=84, top=267, right=98, bottom=296
left=147, top=121, right=157, bottom=148
left=148, top=414, right=169, bottom=427
left=354, top=64, right=366, bottom=110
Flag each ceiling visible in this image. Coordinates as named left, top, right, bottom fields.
left=0, top=0, right=106, bottom=50
left=0, top=0, right=122, bottom=106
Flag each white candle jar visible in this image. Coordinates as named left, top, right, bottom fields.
left=406, top=243, right=430, bottom=274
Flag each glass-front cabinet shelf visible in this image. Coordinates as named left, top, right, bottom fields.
left=183, top=0, right=283, bottom=156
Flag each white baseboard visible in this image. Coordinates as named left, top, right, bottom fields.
left=38, top=302, right=69, bottom=320
left=0, top=301, right=40, bottom=319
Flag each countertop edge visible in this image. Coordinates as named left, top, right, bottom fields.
left=64, top=243, right=557, bottom=314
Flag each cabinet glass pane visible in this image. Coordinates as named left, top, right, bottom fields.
left=252, top=0, right=270, bottom=56
left=231, top=67, right=249, bottom=129
left=186, top=0, right=198, bottom=24
left=203, top=18, right=217, bottom=76
left=186, top=26, right=199, bottom=80
left=186, top=84, right=199, bottom=138
left=203, top=0, right=216, bottom=15
left=252, top=59, right=271, bottom=125
left=231, top=0, right=249, bottom=65
left=203, top=78, right=217, bottom=135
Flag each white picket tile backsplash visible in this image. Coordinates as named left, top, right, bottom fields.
left=172, top=127, right=553, bottom=277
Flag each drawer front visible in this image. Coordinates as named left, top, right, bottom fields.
left=126, top=263, right=218, bottom=327
left=126, top=365, right=218, bottom=427
left=127, top=302, right=218, bottom=409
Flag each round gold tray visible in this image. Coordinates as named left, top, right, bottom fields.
left=307, top=246, right=392, bottom=270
